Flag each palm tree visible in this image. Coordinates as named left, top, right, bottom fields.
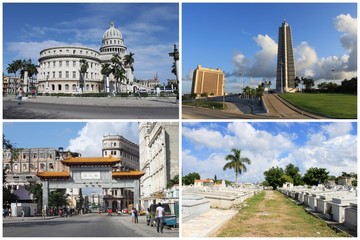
left=101, top=63, right=112, bottom=93
left=223, top=148, right=251, bottom=184
left=111, top=54, right=126, bottom=94
left=124, top=52, right=135, bottom=72
left=79, top=59, right=89, bottom=93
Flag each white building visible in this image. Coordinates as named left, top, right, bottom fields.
left=37, top=22, right=134, bottom=94
left=138, top=122, right=179, bottom=209
left=102, top=134, right=139, bottom=171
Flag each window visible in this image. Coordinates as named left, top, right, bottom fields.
left=59, top=61, right=62, bottom=67
left=52, top=84, right=55, bottom=91
left=47, top=62, right=50, bottom=68
left=14, top=164, right=18, bottom=170
left=59, top=71, right=62, bottom=78
left=73, top=61, right=76, bottom=67
left=65, top=84, right=69, bottom=91
left=91, top=73, right=93, bottom=79
left=66, top=71, right=69, bottom=78
left=104, top=151, right=107, bottom=155
left=52, top=72, right=55, bottom=78
left=66, top=61, right=69, bottom=67
left=40, top=163, right=45, bottom=170
left=22, top=164, right=27, bottom=170
left=49, top=163, right=54, bottom=169
left=73, top=50, right=76, bottom=54
left=72, top=71, right=76, bottom=79
left=33, top=153, right=37, bottom=159
left=58, top=84, right=62, bottom=91
left=72, top=84, right=76, bottom=91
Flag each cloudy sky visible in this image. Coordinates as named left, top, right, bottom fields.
left=182, top=122, right=357, bottom=183
left=3, top=3, right=179, bottom=84
left=3, top=122, right=139, bottom=157
left=182, top=3, right=357, bottom=93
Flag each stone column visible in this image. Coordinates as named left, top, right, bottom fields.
left=42, top=180, right=49, bottom=212
left=134, top=179, right=140, bottom=210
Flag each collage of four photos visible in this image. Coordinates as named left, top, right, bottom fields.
left=2, top=2, right=358, bottom=238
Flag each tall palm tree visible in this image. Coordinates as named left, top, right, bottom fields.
left=223, top=148, right=251, bottom=184
left=111, top=54, right=125, bottom=94
left=124, top=52, right=135, bottom=72
left=101, top=63, right=112, bottom=93
left=79, top=59, right=89, bottom=93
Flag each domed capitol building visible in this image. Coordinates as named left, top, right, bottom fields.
left=37, top=22, right=134, bottom=94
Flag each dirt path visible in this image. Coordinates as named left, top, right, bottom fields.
left=214, top=190, right=347, bottom=237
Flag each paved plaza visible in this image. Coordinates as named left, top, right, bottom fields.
left=3, top=95, right=179, bottom=119
left=3, top=213, right=179, bottom=237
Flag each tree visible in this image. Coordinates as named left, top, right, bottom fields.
left=111, top=54, right=127, bottom=94
left=279, top=174, right=293, bottom=185
left=294, top=76, right=301, bottom=90
left=256, top=84, right=265, bottom=103
left=167, top=174, right=179, bottom=188
left=79, top=59, right=89, bottom=93
left=182, top=172, right=200, bottom=185
left=49, top=189, right=68, bottom=209
left=263, top=166, right=284, bottom=189
left=302, top=77, right=315, bottom=92
left=26, top=183, right=43, bottom=213
left=101, top=63, right=112, bottom=93
left=124, top=52, right=135, bottom=72
left=223, top=148, right=251, bottom=184
left=302, top=167, right=329, bottom=186
left=285, top=163, right=303, bottom=186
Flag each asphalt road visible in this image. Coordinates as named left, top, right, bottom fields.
left=3, top=214, right=179, bottom=237
left=182, top=106, right=274, bottom=119
left=3, top=101, right=179, bottom=119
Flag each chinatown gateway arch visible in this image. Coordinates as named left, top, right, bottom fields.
left=35, top=22, right=135, bottom=94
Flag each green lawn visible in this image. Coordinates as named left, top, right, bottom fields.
left=215, top=190, right=350, bottom=237
left=279, top=93, right=357, bottom=119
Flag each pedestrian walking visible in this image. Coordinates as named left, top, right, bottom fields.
left=134, top=208, right=138, bottom=223
left=31, top=89, right=36, bottom=98
left=42, top=208, right=46, bottom=219
left=131, top=208, right=136, bottom=222
left=21, top=208, right=25, bottom=220
left=155, top=203, right=165, bottom=233
left=17, top=88, right=23, bottom=105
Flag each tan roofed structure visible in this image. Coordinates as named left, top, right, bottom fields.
left=112, top=170, right=145, bottom=178
left=36, top=171, right=71, bottom=179
left=61, top=156, right=120, bottom=166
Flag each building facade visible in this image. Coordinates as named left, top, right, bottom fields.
left=276, top=20, right=296, bottom=93
left=138, top=122, right=179, bottom=209
left=191, top=65, right=224, bottom=97
left=37, top=22, right=134, bottom=94
left=102, top=134, right=139, bottom=171
left=3, top=148, right=79, bottom=191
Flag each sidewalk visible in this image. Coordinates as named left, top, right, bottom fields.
left=3, top=95, right=178, bottom=108
left=182, top=208, right=238, bottom=237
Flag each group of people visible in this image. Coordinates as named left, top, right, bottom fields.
left=131, top=207, right=139, bottom=223
left=2, top=208, right=12, bottom=218
left=15, top=88, right=37, bottom=105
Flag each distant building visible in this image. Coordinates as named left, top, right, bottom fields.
left=3, top=148, right=79, bottom=191
left=276, top=20, right=296, bottom=93
left=194, top=179, right=214, bottom=187
left=102, top=134, right=139, bottom=171
left=136, top=74, right=161, bottom=89
left=191, top=65, right=224, bottom=97
left=138, top=122, right=179, bottom=209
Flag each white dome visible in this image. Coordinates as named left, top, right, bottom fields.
left=102, top=22, right=122, bottom=40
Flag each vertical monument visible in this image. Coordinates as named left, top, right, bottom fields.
left=276, top=20, right=296, bottom=93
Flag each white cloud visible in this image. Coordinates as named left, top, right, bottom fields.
left=183, top=122, right=357, bottom=183
left=231, top=14, right=357, bottom=84
left=66, top=122, right=138, bottom=157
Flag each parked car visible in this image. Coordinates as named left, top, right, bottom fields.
left=146, top=203, right=171, bottom=226
left=122, top=209, right=129, bottom=214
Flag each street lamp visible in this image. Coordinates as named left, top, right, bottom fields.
left=240, top=72, right=243, bottom=96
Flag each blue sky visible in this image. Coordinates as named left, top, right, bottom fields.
left=3, top=122, right=139, bottom=157
left=182, top=122, right=357, bottom=183
left=3, top=3, right=179, bottom=84
left=182, top=3, right=357, bottom=93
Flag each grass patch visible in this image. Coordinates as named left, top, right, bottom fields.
left=215, top=190, right=350, bottom=237
left=279, top=93, right=357, bottom=119
left=183, top=101, right=227, bottom=110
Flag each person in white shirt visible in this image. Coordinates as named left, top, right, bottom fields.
left=155, top=203, right=165, bottom=233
